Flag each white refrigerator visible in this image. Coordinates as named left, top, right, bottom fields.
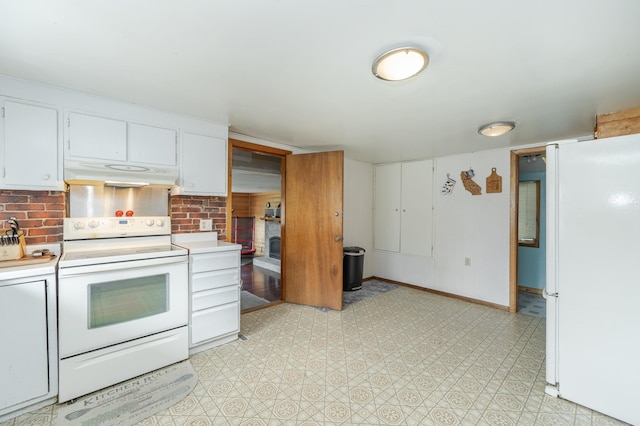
left=545, top=134, right=640, bottom=425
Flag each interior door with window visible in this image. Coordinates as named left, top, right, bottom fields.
left=284, top=151, right=344, bottom=310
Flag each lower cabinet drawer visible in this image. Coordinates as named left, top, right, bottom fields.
left=192, top=269, right=238, bottom=292
left=191, top=251, right=239, bottom=273
left=191, top=303, right=239, bottom=346
left=192, top=286, right=238, bottom=311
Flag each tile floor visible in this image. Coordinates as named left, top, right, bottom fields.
left=3, top=286, right=627, bottom=425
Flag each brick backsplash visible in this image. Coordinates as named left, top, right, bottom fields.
left=0, top=190, right=65, bottom=245
left=170, top=195, right=227, bottom=238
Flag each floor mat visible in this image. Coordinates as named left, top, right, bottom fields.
left=241, top=290, right=270, bottom=310
left=343, top=280, right=399, bottom=307
left=314, top=279, right=399, bottom=311
left=518, top=291, right=546, bottom=318
left=56, top=360, right=197, bottom=426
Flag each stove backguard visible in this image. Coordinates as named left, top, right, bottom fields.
left=68, top=184, right=169, bottom=217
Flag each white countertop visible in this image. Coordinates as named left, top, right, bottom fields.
left=0, top=243, right=60, bottom=282
left=171, top=232, right=242, bottom=255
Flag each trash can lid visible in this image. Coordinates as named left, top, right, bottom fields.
left=343, top=246, right=365, bottom=253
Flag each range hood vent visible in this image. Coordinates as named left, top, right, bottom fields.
left=64, top=160, right=179, bottom=187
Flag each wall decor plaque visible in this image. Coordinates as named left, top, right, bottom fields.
left=460, top=170, right=482, bottom=195
left=486, top=168, right=502, bottom=193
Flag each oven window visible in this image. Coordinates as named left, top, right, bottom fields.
left=89, top=274, right=169, bottom=328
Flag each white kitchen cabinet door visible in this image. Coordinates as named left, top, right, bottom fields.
left=1, top=98, right=60, bottom=189
left=374, top=163, right=401, bottom=252
left=374, top=160, right=433, bottom=256
left=191, top=302, right=239, bottom=345
left=0, top=280, right=49, bottom=410
left=128, top=123, right=177, bottom=166
left=400, top=160, right=433, bottom=256
left=67, top=112, right=127, bottom=161
left=178, top=132, right=227, bottom=195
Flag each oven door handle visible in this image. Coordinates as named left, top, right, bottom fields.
left=58, top=256, right=187, bottom=277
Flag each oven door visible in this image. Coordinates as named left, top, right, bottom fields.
left=58, top=255, right=188, bottom=358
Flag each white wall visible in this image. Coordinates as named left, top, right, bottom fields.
left=433, top=149, right=511, bottom=307
left=371, top=148, right=512, bottom=307
left=343, top=158, right=374, bottom=279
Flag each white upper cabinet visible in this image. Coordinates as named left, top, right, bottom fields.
left=66, top=112, right=177, bottom=167
left=128, top=123, right=177, bottom=166
left=67, top=112, right=127, bottom=161
left=1, top=98, right=61, bottom=190
left=374, top=160, right=433, bottom=257
left=174, top=132, right=227, bottom=196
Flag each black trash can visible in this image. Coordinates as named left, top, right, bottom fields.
left=343, top=246, right=365, bottom=291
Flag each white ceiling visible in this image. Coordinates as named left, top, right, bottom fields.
left=2, top=1, right=640, bottom=164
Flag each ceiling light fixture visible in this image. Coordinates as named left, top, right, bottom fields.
left=372, top=47, right=429, bottom=81
left=478, top=121, right=516, bottom=137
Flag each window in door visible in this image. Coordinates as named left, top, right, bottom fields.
left=518, top=180, right=540, bottom=247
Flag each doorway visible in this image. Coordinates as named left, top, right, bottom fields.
left=509, top=146, right=547, bottom=314
left=227, top=139, right=290, bottom=312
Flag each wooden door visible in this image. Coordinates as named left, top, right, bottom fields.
left=284, top=151, right=344, bottom=310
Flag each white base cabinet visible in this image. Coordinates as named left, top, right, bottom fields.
left=0, top=269, right=57, bottom=422
left=172, top=234, right=242, bottom=355
left=189, top=249, right=240, bottom=353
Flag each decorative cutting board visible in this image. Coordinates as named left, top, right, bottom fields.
left=0, top=254, right=56, bottom=268
left=486, top=168, right=502, bottom=193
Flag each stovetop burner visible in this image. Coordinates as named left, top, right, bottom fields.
left=60, top=216, right=187, bottom=268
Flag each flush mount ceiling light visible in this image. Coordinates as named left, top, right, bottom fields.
left=478, top=121, right=516, bottom=137
left=372, top=47, right=429, bottom=81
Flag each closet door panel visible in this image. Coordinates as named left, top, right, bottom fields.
left=374, top=163, right=401, bottom=252
left=400, top=160, right=433, bottom=256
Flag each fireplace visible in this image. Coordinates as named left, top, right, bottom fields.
left=264, top=220, right=281, bottom=259
left=255, top=220, right=281, bottom=273
left=269, top=237, right=281, bottom=260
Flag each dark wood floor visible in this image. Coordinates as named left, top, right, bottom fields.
left=241, top=256, right=281, bottom=303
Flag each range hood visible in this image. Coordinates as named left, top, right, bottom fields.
left=64, top=159, right=179, bottom=187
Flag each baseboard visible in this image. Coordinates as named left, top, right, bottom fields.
left=372, top=276, right=510, bottom=312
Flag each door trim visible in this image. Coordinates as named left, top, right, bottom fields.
left=227, top=139, right=291, bottom=299
left=509, top=146, right=547, bottom=313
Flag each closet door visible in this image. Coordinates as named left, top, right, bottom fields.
left=374, top=163, right=401, bottom=252
left=400, top=160, right=433, bottom=257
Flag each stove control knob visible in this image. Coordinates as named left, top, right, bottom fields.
left=156, top=219, right=165, bottom=227
left=73, top=221, right=86, bottom=230
left=145, top=219, right=155, bottom=226
left=88, top=219, right=100, bottom=229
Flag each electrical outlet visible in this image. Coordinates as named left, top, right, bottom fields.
left=464, top=257, right=471, bottom=266
left=200, top=219, right=213, bottom=231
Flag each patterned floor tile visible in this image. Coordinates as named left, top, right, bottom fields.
left=2, top=287, right=631, bottom=426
